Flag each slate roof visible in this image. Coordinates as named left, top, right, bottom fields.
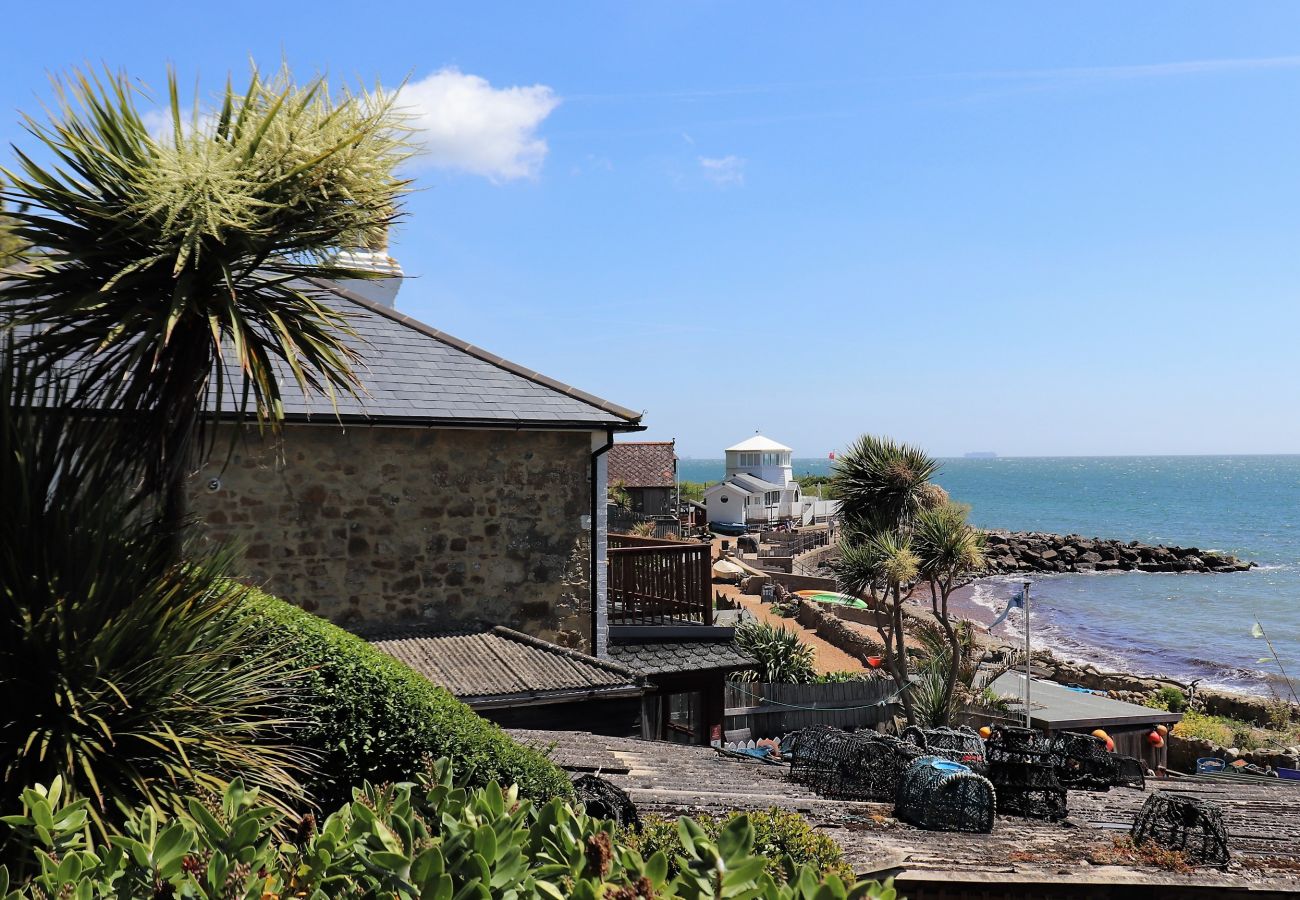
left=726, top=472, right=787, bottom=493
left=607, top=640, right=756, bottom=676
left=234, top=281, right=643, bottom=429
left=8, top=270, right=643, bottom=431
left=608, top=441, right=677, bottom=488
left=367, top=624, right=644, bottom=707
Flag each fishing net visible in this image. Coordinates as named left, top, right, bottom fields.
left=572, top=774, right=641, bottom=831
left=901, top=725, right=988, bottom=773
left=985, top=725, right=1067, bottom=821
left=788, top=726, right=924, bottom=801
left=1047, top=732, right=1146, bottom=792
left=1132, top=792, right=1230, bottom=868
left=894, top=756, right=996, bottom=833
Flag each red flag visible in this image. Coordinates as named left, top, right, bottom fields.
left=828, top=451, right=835, bottom=460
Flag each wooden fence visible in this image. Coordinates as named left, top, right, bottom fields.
left=608, top=508, right=681, bottom=539
left=723, top=678, right=902, bottom=740
left=608, top=535, right=712, bottom=625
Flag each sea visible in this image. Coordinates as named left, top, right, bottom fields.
left=679, top=455, right=1300, bottom=696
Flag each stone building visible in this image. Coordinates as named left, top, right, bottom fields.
left=190, top=273, right=642, bottom=654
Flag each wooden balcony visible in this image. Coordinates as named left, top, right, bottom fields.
left=608, top=533, right=712, bottom=626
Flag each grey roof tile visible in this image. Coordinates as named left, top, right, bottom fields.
left=606, top=639, right=756, bottom=676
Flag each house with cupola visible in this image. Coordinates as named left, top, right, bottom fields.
left=702, top=435, right=805, bottom=526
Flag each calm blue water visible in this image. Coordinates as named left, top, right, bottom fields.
left=680, top=455, right=1300, bottom=694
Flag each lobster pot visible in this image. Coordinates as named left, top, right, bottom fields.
left=986, top=725, right=1067, bottom=821
left=1132, top=792, right=1230, bottom=868
left=901, top=725, right=988, bottom=774
left=788, top=727, right=923, bottom=801
left=1048, top=731, right=1146, bottom=792
left=894, top=756, right=996, bottom=833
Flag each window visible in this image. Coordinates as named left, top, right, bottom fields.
left=720, top=495, right=729, bottom=504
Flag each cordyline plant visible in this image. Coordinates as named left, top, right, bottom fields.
left=831, top=435, right=983, bottom=725
left=0, top=64, right=412, bottom=529
left=0, top=337, right=309, bottom=845
left=735, top=620, right=816, bottom=684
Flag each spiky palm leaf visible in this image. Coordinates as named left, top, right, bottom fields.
left=734, top=621, right=816, bottom=684
left=913, top=502, right=986, bottom=584
left=0, top=65, right=411, bottom=499
left=831, top=530, right=919, bottom=598
left=0, top=338, right=310, bottom=839
left=831, top=435, right=940, bottom=535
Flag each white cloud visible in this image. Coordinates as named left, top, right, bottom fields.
left=698, top=155, right=745, bottom=187
left=398, top=68, right=560, bottom=182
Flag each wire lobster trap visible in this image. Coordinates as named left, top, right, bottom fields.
left=894, top=756, right=996, bottom=833
left=1132, top=792, right=1230, bottom=868
left=788, top=726, right=924, bottom=801
left=1048, top=731, right=1147, bottom=792
left=985, top=725, right=1067, bottom=821
left=901, top=725, right=988, bottom=774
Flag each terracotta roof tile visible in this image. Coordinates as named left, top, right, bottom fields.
left=608, top=441, right=677, bottom=488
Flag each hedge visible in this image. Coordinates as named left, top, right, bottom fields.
left=236, top=588, right=573, bottom=807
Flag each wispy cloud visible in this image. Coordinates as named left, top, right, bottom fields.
left=698, top=155, right=745, bottom=187
left=974, top=55, right=1300, bottom=84
left=398, top=67, right=560, bottom=182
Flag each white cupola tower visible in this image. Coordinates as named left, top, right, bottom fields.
left=725, top=434, right=795, bottom=486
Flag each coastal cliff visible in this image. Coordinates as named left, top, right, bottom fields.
left=980, top=531, right=1254, bottom=575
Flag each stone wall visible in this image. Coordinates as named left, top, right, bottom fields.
left=190, top=424, right=595, bottom=648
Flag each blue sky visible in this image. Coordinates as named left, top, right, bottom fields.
left=5, top=2, right=1300, bottom=457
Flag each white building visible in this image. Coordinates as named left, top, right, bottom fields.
left=703, top=435, right=804, bottom=526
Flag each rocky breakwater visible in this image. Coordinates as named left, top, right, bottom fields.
left=980, top=531, right=1254, bottom=575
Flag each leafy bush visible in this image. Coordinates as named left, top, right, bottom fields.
left=735, top=621, right=816, bottom=684
left=1145, top=686, right=1187, bottom=713
left=236, top=589, right=573, bottom=807
left=1, top=767, right=897, bottom=899
left=628, top=809, right=855, bottom=883
left=0, top=344, right=305, bottom=839
left=1171, top=709, right=1262, bottom=749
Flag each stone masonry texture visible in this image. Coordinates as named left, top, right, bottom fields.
left=190, top=425, right=595, bottom=649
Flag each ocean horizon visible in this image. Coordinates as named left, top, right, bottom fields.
left=681, top=454, right=1300, bottom=696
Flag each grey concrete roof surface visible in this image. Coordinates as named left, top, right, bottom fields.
left=607, top=639, right=756, bottom=676
left=367, top=624, right=644, bottom=706
left=991, top=672, right=1184, bottom=729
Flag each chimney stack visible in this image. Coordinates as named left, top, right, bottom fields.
left=332, top=228, right=403, bottom=308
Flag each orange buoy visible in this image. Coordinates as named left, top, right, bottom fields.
left=1147, top=731, right=1165, bottom=748
left=1155, top=724, right=1168, bottom=737
left=1091, top=728, right=1109, bottom=741
left=1105, top=737, right=1115, bottom=752
left=978, top=726, right=992, bottom=740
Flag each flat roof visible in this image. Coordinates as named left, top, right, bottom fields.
left=990, top=672, right=1183, bottom=730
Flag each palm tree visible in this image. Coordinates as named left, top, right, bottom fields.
left=0, top=181, right=25, bottom=267
left=1, top=66, right=411, bottom=528
left=830, top=435, right=945, bottom=725
left=913, top=502, right=987, bottom=724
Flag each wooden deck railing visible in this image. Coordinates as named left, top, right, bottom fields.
left=608, top=535, right=712, bottom=625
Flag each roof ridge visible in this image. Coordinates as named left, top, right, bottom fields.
left=489, top=625, right=644, bottom=681
left=311, top=278, right=642, bottom=425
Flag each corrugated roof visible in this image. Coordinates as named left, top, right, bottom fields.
left=608, top=441, right=676, bottom=488
left=726, top=435, right=793, bottom=453
left=368, top=624, right=644, bottom=706
left=990, top=672, right=1183, bottom=730
left=607, top=639, right=756, bottom=676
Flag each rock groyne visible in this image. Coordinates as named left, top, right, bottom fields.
left=980, top=531, right=1253, bottom=575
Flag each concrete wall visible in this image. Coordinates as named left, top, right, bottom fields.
left=190, top=424, right=596, bottom=648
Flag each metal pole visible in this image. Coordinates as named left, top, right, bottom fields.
left=1023, top=581, right=1032, bottom=729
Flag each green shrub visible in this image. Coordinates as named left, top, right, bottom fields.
left=0, top=345, right=305, bottom=840
left=1147, top=686, right=1187, bottom=713
left=1, top=767, right=898, bottom=899
left=735, top=621, right=816, bottom=684
left=628, top=809, right=855, bottom=883
left=236, top=589, right=573, bottom=807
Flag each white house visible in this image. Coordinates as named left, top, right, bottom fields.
left=702, top=435, right=803, bottom=526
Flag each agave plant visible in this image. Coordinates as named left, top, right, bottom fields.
left=735, top=621, right=816, bottom=684
left=0, top=65, right=411, bottom=522
left=0, top=339, right=309, bottom=841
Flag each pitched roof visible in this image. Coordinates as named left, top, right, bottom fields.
left=727, top=472, right=787, bottom=493
left=247, top=281, right=643, bottom=429
left=726, top=435, right=793, bottom=453
left=607, top=639, right=756, bottom=676
left=367, top=624, right=644, bottom=708
left=608, top=441, right=676, bottom=488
